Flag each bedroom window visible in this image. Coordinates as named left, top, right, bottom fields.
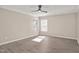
left=40, top=19, right=48, bottom=32
left=33, top=18, right=39, bottom=32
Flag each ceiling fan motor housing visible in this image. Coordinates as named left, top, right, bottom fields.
left=38, top=5, right=42, bottom=10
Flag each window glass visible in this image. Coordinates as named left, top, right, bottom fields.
left=40, top=19, right=48, bottom=32
left=33, top=18, right=39, bottom=32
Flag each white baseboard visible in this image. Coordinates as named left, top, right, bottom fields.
left=0, top=34, right=76, bottom=46
left=0, top=34, right=38, bottom=46
left=41, top=33, right=76, bottom=40
left=52, top=35, right=76, bottom=40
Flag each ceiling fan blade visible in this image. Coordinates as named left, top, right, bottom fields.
left=41, top=11, right=47, bottom=13
left=32, top=10, right=39, bottom=12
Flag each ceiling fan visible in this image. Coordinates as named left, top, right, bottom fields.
left=32, top=5, right=47, bottom=13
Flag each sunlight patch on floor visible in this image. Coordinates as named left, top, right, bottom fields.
left=32, top=36, right=46, bottom=42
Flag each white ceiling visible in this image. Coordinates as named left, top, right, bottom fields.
left=0, top=5, right=79, bottom=17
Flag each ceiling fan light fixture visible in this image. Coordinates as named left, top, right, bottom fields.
left=31, top=5, right=48, bottom=17
left=32, top=11, right=48, bottom=17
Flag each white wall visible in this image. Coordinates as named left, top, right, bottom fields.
left=41, top=13, right=77, bottom=39
left=77, top=13, right=79, bottom=44
left=0, top=8, right=77, bottom=45
left=0, top=8, right=38, bottom=45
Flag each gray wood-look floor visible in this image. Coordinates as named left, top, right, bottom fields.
left=0, top=35, right=79, bottom=53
